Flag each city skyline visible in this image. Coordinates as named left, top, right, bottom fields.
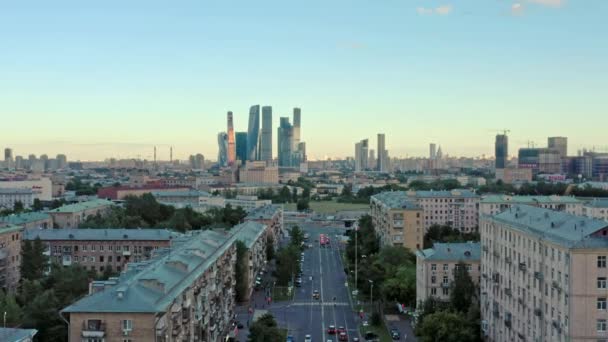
left=2, top=1, right=607, bottom=160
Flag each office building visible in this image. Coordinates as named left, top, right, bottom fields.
left=239, top=161, right=279, bottom=184
left=548, top=137, right=568, bottom=158
left=278, top=117, right=294, bottom=167
left=217, top=132, right=228, bottom=167
left=416, top=242, right=480, bottom=306
left=369, top=149, right=376, bottom=170
left=235, top=132, right=248, bottom=163
left=4, top=148, right=13, bottom=169
left=518, top=148, right=562, bottom=175
left=565, top=152, right=608, bottom=181
left=495, top=134, right=508, bottom=169
left=260, top=106, right=273, bottom=162
left=0, top=224, right=23, bottom=293
left=480, top=205, right=608, bottom=342
left=480, top=195, right=582, bottom=217
left=47, top=199, right=114, bottom=228
left=23, top=228, right=176, bottom=273
left=354, top=139, right=369, bottom=172
left=370, top=191, right=425, bottom=250
left=0, top=188, right=35, bottom=210
left=227, top=112, right=236, bottom=165
left=247, top=105, right=260, bottom=161
left=292, top=107, right=301, bottom=147
left=377, top=134, right=387, bottom=172
left=430, top=143, right=437, bottom=160
left=406, top=190, right=480, bottom=232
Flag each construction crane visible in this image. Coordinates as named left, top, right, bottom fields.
left=488, top=129, right=511, bottom=136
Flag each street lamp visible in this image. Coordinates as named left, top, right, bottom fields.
left=368, top=280, right=374, bottom=313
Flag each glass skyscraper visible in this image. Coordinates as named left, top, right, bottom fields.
left=227, top=111, right=236, bottom=165
left=235, top=132, right=248, bottom=164
left=261, top=106, right=273, bottom=162
left=495, top=134, right=508, bottom=169
left=278, top=117, right=293, bottom=167
left=217, top=132, right=228, bottom=167
left=247, top=105, right=260, bottom=161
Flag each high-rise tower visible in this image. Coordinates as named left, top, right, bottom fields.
left=247, top=105, right=261, bottom=161
left=227, top=111, right=236, bottom=165
left=355, top=139, right=369, bottom=172
left=235, top=132, right=248, bottom=164
left=217, top=132, right=228, bottom=167
left=548, top=137, right=568, bottom=158
left=377, top=134, right=386, bottom=172
left=261, top=106, right=273, bottom=162
left=293, top=108, right=301, bottom=148
left=429, top=143, right=437, bottom=160
left=495, top=134, right=508, bottom=169
left=278, top=117, right=294, bottom=167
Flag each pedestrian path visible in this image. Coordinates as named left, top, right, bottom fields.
left=290, top=301, right=350, bottom=307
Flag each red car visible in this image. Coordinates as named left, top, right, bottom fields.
left=327, top=325, right=336, bottom=334
left=337, top=326, right=346, bottom=334
left=338, top=332, right=348, bottom=341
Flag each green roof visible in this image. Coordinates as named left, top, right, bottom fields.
left=0, top=224, right=22, bottom=235
left=0, top=328, right=38, bottom=342
left=481, top=195, right=580, bottom=204
left=416, top=242, right=481, bottom=261
left=48, top=199, right=114, bottom=213
left=0, top=212, right=51, bottom=225
left=23, top=228, right=179, bottom=241
left=246, top=204, right=282, bottom=220
left=370, top=192, right=420, bottom=210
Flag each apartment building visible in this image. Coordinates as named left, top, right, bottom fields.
left=62, top=229, right=238, bottom=342
left=152, top=190, right=210, bottom=206
left=0, top=224, right=23, bottom=293
left=480, top=195, right=583, bottom=217
left=0, top=188, right=35, bottom=209
left=415, top=242, right=481, bottom=307
left=23, top=228, right=176, bottom=273
left=480, top=205, right=608, bottom=342
left=230, top=221, right=269, bottom=300
left=47, top=199, right=114, bottom=228
left=245, top=204, right=284, bottom=243
left=582, top=199, right=608, bottom=222
left=0, top=212, right=52, bottom=229
left=406, top=190, right=480, bottom=232
left=0, top=328, right=37, bottom=342
left=0, top=177, right=52, bottom=201
left=370, top=192, right=424, bottom=250
left=97, top=185, right=190, bottom=200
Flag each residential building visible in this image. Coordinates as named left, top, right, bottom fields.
left=480, top=205, right=608, bottom=342
left=582, top=199, right=608, bottom=221
left=61, top=229, right=239, bottom=342
left=247, top=105, right=260, bottom=161
left=23, top=228, right=175, bottom=273
left=152, top=190, right=210, bottom=206
left=239, top=161, right=279, bottom=184
left=480, top=195, right=582, bottom=217
left=370, top=192, right=424, bottom=250
left=260, top=106, right=273, bottom=162
left=0, top=224, right=23, bottom=293
left=566, top=152, right=608, bottom=181
left=227, top=112, right=236, bottom=165
left=548, top=137, right=568, bottom=158
left=4, top=148, right=13, bottom=169
left=416, top=242, right=480, bottom=306
left=245, top=204, right=284, bottom=243
left=217, top=132, right=228, bottom=167
left=406, top=190, right=480, bottom=232
left=0, top=188, right=35, bottom=209
left=0, top=177, right=52, bottom=201
left=430, top=143, right=437, bottom=160
left=495, top=134, right=508, bottom=169
left=518, top=148, right=562, bottom=175
left=354, top=139, right=369, bottom=172
left=0, top=328, right=37, bottom=342
left=189, top=154, right=205, bottom=170
left=495, top=168, right=533, bottom=184
left=231, top=221, right=269, bottom=299
left=0, top=212, right=52, bottom=229
left=235, top=132, right=248, bottom=163
left=377, top=133, right=387, bottom=172
left=97, top=185, right=190, bottom=200
left=47, top=199, right=114, bottom=228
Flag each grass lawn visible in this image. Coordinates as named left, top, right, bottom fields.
left=283, top=199, right=370, bottom=214
left=272, top=286, right=293, bottom=301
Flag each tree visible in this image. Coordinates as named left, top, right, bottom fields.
left=0, top=291, right=23, bottom=327
left=275, top=245, right=300, bottom=286
left=382, top=266, right=416, bottom=306
left=21, top=237, right=48, bottom=282
left=248, top=313, right=286, bottom=342
left=450, top=262, right=476, bottom=313
left=417, top=311, right=476, bottom=342
left=296, top=199, right=310, bottom=211
left=289, top=226, right=305, bottom=249
left=235, top=241, right=249, bottom=302
left=266, top=235, right=275, bottom=261
left=21, top=289, right=66, bottom=342
left=13, top=201, right=24, bottom=213
left=32, top=198, right=44, bottom=211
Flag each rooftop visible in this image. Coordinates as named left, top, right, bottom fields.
left=23, top=228, right=179, bottom=241
left=0, top=188, right=35, bottom=194
left=151, top=190, right=211, bottom=198
left=370, top=191, right=420, bottom=210
left=485, top=205, right=608, bottom=249
left=48, top=199, right=114, bottom=213
left=0, top=224, right=22, bottom=235
left=416, top=242, right=481, bottom=261
left=481, top=195, right=581, bottom=204
left=407, top=189, right=479, bottom=198
left=585, top=198, right=608, bottom=208
left=0, top=328, right=38, bottom=342
left=0, top=212, right=51, bottom=225
left=230, top=221, right=267, bottom=249
left=246, top=204, right=282, bottom=220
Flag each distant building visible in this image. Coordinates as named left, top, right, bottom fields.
left=377, top=134, right=387, bottom=172
left=239, top=161, right=279, bottom=184
left=151, top=190, right=209, bottom=206
left=582, top=198, right=608, bottom=222
left=0, top=188, right=35, bottom=210
left=4, top=148, right=13, bottom=169
left=47, top=199, right=114, bottom=228
left=260, top=106, right=273, bottom=162
left=56, top=154, right=68, bottom=169
left=495, top=134, right=508, bottom=169
left=189, top=153, right=205, bottom=170
left=429, top=143, right=437, bottom=160
left=354, top=139, right=369, bottom=172
left=0, top=212, right=52, bottom=229
left=293, top=107, right=301, bottom=148
left=217, top=132, right=228, bottom=167
left=0, top=177, right=53, bottom=201
left=23, top=228, right=176, bottom=273
left=548, top=136, right=568, bottom=158
left=0, top=328, right=37, bottom=342
left=480, top=195, right=582, bottom=217
left=416, top=242, right=480, bottom=306
left=247, top=105, right=261, bottom=161
left=235, top=132, right=248, bottom=164
left=480, top=205, right=608, bottom=342
left=98, top=185, right=190, bottom=200
left=565, top=152, right=608, bottom=180
left=278, top=117, right=294, bottom=167
left=495, top=168, right=533, bottom=184
left=0, top=224, right=23, bottom=293
left=406, top=190, right=480, bottom=232
left=370, top=192, right=425, bottom=250
left=518, top=148, right=562, bottom=174
left=227, top=112, right=236, bottom=165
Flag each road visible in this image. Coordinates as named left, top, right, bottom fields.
left=272, top=224, right=359, bottom=342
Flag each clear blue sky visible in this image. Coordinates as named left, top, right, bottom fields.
left=1, top=0, right=607, bottom=161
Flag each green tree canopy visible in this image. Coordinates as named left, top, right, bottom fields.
left=450, top=261, right=477, bottom=313
left=248, top=313, right=285, bottom=342
left=417, top=311, right=476, bottom=342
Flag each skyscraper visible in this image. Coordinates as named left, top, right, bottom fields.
left=377, top=134, right=387, bottom=172
left=261, top=106, right=273, bottom=162
left=429, top=143, right=437, bottom=160
left=278, top=117, right=294, bottom=167
left=217, top=132, right=228, bottom=167
left=57, top=154, right=68, bottom=169
left=235, top=132, right=248, bottom=164
left=247, top=105, right=260, bottom=161
left=548, top=136, right=568, bottom=158
left=369, top=149, right=376, bottom=169
left=293, top=108, right=301, bottom=148
left=227, top=112, right=236, bottom=165
left=4, top=148, right=13, bottom=169
left=495, top=134, right=508, bottom=169
left=355, top=139, right=369, bottom=172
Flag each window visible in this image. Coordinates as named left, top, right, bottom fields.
left=122, top=319, right=133, bottom=331
left=443, top=276, right=449, bottom=284
left=598, top=256, right=606, bottom=268
left=431, top=276, right=436, bottom=284
left=431, top=264, right=437, bottom=271
left=443, top=264, right=448, bottom=271
left=91, top=245, right=96, bottom=252
left=431, top=288, right=437, bottom=296
left=108, top=256, right=113, bottom=262
left=598, top=319, right=607, bottom=332
left=442, top=288, right=449, bottom=296
left=599, top=278, right=607, bottom=289
left=82, top=245, right=88, bottom=252
left=598, top=298, right=607, bottom=310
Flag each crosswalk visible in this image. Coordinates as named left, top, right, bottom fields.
left=290, top=301, right=350, bottom=307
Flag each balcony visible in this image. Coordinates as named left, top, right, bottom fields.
left=518, top=263, right=527, bottom=272
left=493, top=251, right=500, bottom=259
left=123, top=250, right=131, bottom=256
left=534, top=272, right=544, bottom=281
left=505, top=256, right=512, bottom=264
left=534, top=308, right=542, bottom=317
left=82, top=321, right=105, bottom=338
left=552, top=320, right=562, bottom=333
left=505, top=318, right=512, bottom=328
left=505, top=288, right=512, bottom=297
left=482, top=245, right=489, bottom=252
left=517, top=297, right=525, bottom=307
left=441, top=282, right=450, bottom=289
left=492, top=272, right=500, bottom=284
left=552, top=280, right=561, bottom=292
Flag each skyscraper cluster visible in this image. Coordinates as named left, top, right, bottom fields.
left=217, top=106, right=306, bottom=167
left=2, top=148, right=68, bottom=171
left=354, top=134, right=390, bottom=172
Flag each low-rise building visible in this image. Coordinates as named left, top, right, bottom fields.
left=97, top=185, right=190, bottom=200
left=582, top=198, right=608, bottom=221
left=239, top=161, right=279, bottom=184
left=480, top=205, right=608, bottom=342
left=0, top=328, right=38, bottom=342
left=0, top=188, right=35, bottom=209
left=225, top=195, right=272, bottom=212
left=23, top=228, right=176, bottom=273
left=151, top=190, right=210, bottom=206
left=0, top=212, right=52, bottom=229
left=480, top=195, right=582, bottom=217
left=47, top=199, right=114, bottom=228
left=495, top=168, right=533, bottom=184
left=370, top=191, right=424, bottom=250
left=0, top=177, right=52, bottom=201
left=415, top=242, right=481, bottom=307
left=61, top=229, right=238, bottom=342
left=0, top=224, right=23, bottom=293
left=406, top=189, right=480, bottom=232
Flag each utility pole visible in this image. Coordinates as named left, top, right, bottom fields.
left=369, top=280, right=374, bottom=313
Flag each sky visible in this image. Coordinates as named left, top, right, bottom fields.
left=1, top=0, right=607, bottom=161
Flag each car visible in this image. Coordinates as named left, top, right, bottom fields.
left=313, top=290, right=320, bottom=299
left=338, top=332, right=348, bottom=341
left=362, top=321, right=369, bottom=327
left=352, top=338, right=360, bottom=342
left=309, top=243, right=313, bottom=248
left=304, top=334, right=312, bottom=342
left=236, top=322, right=244, bottom=329
left=287, top=335, right=295, bottom=342
left=327, top=325, right=337, bottom=334
left=337, top=326, right=346, bottom=334
left=363, top=332, right=379, bottom=342
left=390, top=328, right=400, bottom=340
